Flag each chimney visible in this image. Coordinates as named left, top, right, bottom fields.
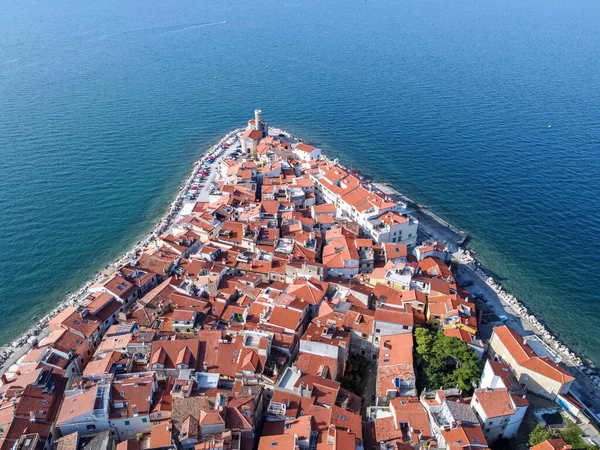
left=327, top=425, right=336, bottom=444
left=29, top=411, right=36, bottom=422
left=1, top=374, right=8, bottom=385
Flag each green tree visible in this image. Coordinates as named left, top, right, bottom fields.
left=414, top=327, right=482, bottom=394
left=415, top=327, right=435, bottom=358
left=528, top=424, right=558, bottom=447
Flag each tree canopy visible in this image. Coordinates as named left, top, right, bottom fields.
left=529, top=424, right=557, bottom=447
left=414, top=327, right=482, bottom=393
left=528, top=419, right=599, bottom=449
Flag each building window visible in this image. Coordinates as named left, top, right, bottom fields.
left=125, top=420, right=131, bottom=426
left=86, top=425, right=96, bottom=430
left=142, top=418, right=148, bottom=423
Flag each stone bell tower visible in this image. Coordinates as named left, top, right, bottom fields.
left=254, top=110, right=262, bottom=131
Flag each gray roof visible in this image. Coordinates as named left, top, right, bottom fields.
left=446, top=400, right=478, bottom=424
left=80, top=431, right=113, bottom=450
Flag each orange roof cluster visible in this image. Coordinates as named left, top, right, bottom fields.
left=6, top=113, right=557, bottom=450
left=493, top=325, right=575, bottom=384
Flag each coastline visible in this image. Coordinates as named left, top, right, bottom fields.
left=1, top=126, right=598, bottom=415
left=372, top=183, right=584, bottom=367
left=0, top=127, right=245, bottom=375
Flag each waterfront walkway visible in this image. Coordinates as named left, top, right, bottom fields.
left=455, top=262, right=600, bottom=437
left=373, top=183, right=468, bottom=251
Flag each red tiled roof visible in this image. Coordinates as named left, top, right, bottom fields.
left=295, top=353, right=338, bottom=379
left=242, top=129, right=262, bottom=141
left=295, top=143, right=317, bottom=153
left=531, top=439, right=572, bottom=450
left=493, top=326, right=575, bottom=384
left=442, top=424, right=488, bottom=450
left=473, top=388, right=520, bottom=418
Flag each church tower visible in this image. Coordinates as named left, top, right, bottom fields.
left=254, top=110, right=262, bottom=131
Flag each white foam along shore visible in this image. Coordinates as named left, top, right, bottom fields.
left=0, top=125, right=593, bottom=394
left=0, top=127, right=246, bottom=372
left=454, top=247, right=588, bottom=371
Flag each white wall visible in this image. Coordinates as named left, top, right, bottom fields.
left=110, top=415, right=152, bottom=441
left=504, top=405, right=527, bottom=439
left=480, top=360, right=508, bottom=389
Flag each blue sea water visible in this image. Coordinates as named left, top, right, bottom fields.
left=1, top=0, right=599, bottom=363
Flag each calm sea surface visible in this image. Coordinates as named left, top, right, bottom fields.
left=1, top=0, right=599, bottom=363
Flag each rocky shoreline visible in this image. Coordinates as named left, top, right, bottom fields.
left=454, top=247, right=600, bottom=392
left=2, top=126, right=596, bottom=399
left=0, top=127, right=245, bottom=373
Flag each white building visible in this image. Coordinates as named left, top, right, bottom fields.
left=470, top=388, right=528, bottom=443
left=248, top=109, right=268, bottom=138
left=310, top=165, right=419, bottom=246
left=293, top=143, right=321, bottom=161
left=56, top=373, right=157, bottom=441
left=171, top=308, right=197, bottom=334
left=241, top=110, right=268, bottom=155
left=298, top=322, right=350, bottom=379
left=413, top=241, right=452, bottom=262
left=373, top=307, right=414, bottom=348
left=365, top=210, right=418, bottom=246
left=488, top=325, right=575, bottom=401
left=480, top=359, right=525, bottom=394
left=420, top=388, right=480, bottom=447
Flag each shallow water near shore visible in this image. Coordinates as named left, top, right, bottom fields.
left=1, top=0, right=600, bottom=364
